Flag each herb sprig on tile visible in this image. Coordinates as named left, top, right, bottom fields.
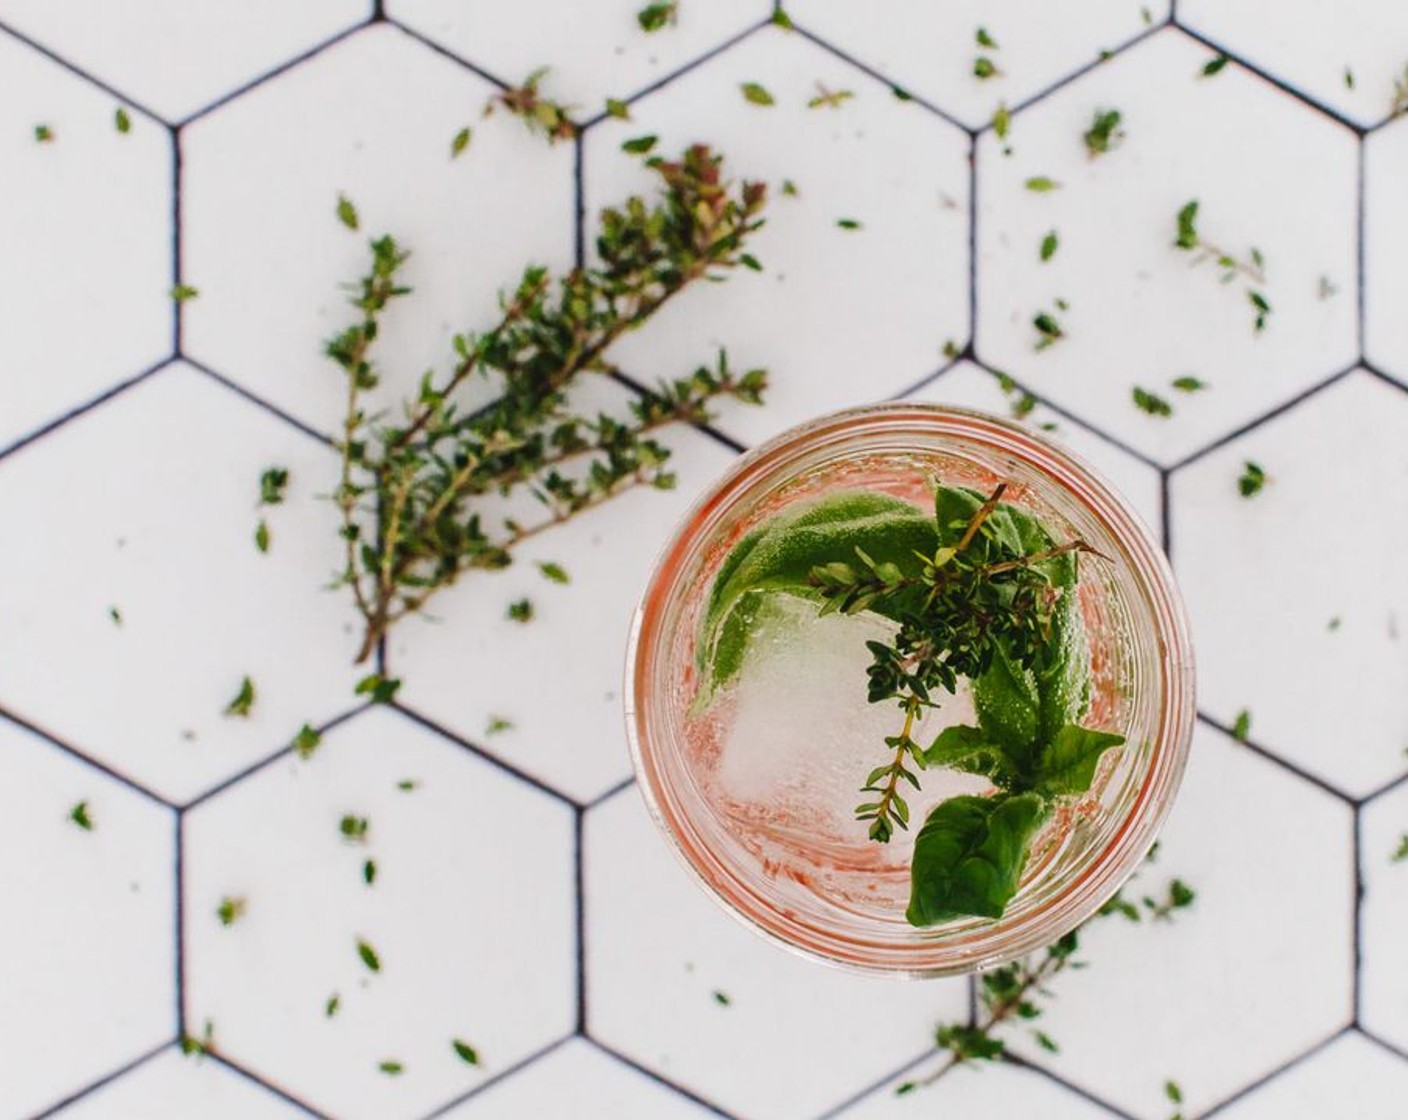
left=1173, top=200, right=1271, bottom=333
left=327, top=144, right=768, bottom=662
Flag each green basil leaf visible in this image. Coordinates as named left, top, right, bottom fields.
left=906, top=792, right=1049, bottom=925
left=973, top=643, right=1040, bottom=757
left=921, top=724, right=1018, bottom=788
left=1032, top=724, right=1125, bottom=798
left=1034, top=590, right=1092, bottom=742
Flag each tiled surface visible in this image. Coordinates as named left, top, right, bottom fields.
left=1, top=5, right=1406, bottom=1120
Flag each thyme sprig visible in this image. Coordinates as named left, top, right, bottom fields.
left=328, top=145, right=768, bottom=661
left=487, top=68, right=577, bottom=143
left=1173, top=200, right=1271, bottom=332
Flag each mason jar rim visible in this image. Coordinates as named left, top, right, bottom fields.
left=624, top=401, right=1196, bottom=977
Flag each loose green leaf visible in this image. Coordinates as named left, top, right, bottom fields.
left=115, top=107, right=132, bottom=133
left=451, top=126, right=472, bottom=158
left=1201, top=55, right=1229, bottom=77
left=325, top=994, right=340, bottom=1018
left=356, top=938, right=381, bottom=973
left=34, top=124, right=53, bottom=143
left=1237, top=462, right=1266, bottom=498
left=974, top=57, right=999, bottom=79
left=453, top=1039, right=480, bottom=1066
left=975, top=27, right=999, bottom=48
left=170, top=284, right=199, bottom=302
left=604, top=98, right=631, bottom=120
left=259, top=467, right=289, bottom=505
left=379, top=1060, right=404, bottom=1076
left=1039, top=230, right=1059, bottom=261
left=1083, top=108, right=1123, bottom=156
left=355, top=673, right=401, bottom=703
left=1033, top=310, right=1064, bottom=349
left=621, top=134, right=658, bottom=154
left=1174, top=200, right=1199, bottom=249
left=771, top=6, right=794, bottom=29
left=907, top=793, right=1049, bottom=925
left=836, top=218, right=862, bottom=230
left=109, top=606, right=123, bottom=626
left=1171, top=376, right=1206, bottom=393
left=217, top=896, right=246, bottom=926
left=740, top=82, right=775, bottom=106
left=1393, top=835, right=1408, bottom=863
left=1232, top=709, right=1252, bottom=740
left=486, top=715, right=513, bottom=735
left=336, top=194, right=359, bottom=231
left=293, top=723, right=321, bottom=760
left=1248, top=289, right=1271, bottom=332
left=1165, top=1080, right=1184, bottom=1104
left=993, top=102, right=1011, bottom=140
left=397, top=778, right=418, bottom=791
left=70, top=801, right=94, bottom=830
left=224, top=676, right=256, bottom=718
left=713, top=989, right=731, bottom=1006
left=1133, top=387, right=1173, bottom=417
left=340, top=814, right=369, bottom=842
left=254, top=520, right=271, bottom=553
left=1025, top=176, right=1061, bottom=192
left=921, top=725, right=1017, bottom=786
left=807, top=85, right=854, bottom=110
left=537, top=561, right=570, bottom=584
left=636, top=1, right=677, bottom=31
left=507, top=597, right=534, bottom=622
left=1031, top=725, right=1125, bottom=798
left=363, top=859, right=377, bottom=885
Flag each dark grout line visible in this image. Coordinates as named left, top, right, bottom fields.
left=1352, top=808, right=1365, bottom=1024
left=385, top=18, right=512, bottom=92
left=809, top=1046, right=934, bottom=1120
left=418, top=1034, right=575, bottom=1119
left=1001, top=20, right=1166, bottom=123
left=176, top=20, right=368, bottom=127
left=1169, top=23, right=1366, bottom=136
left=1165, top=364, right=1359, bottom=472
left=1159, top=469, right=1173, bottom=560
left=174, top=814, right=187, bottom=1038
left=1009, top=1052, right=1140, bottom=1118
left=572, top=131, right=587, bottom=270
left=183, top=359, right=338, bottom=448
left=574, top=808, right=588, bottom=1034
left=1196, top=710, right=1357, bottom=805
left=26, top=1041, right=172, bottom=1119
left=0, top=359, right=172, bottom=466
left=889, top=355, right=967, bottom=401
left=391, top=703, right=580, bottom=809
left=584, top=775, right=638, bottom=812
left=1357, top=135, right=1369, bottom=363
left=967, top=131, right=980, bottom=344
left=211, top=1053, right=337, bottom=1120
left=179, top=704, right=368, bottom=811
left=0, top=703, right=178, bottom=810
left=584, top=1036, right=742, bottom=1119
left=1356, top=1025, right=1408, bottom=1062
left=1195, top=1025, right=1350, bottom=1118
left=1360, top=765, right=1408, bottom=804
left=0, top=19, right=167, bottom=123
left=577, top=16, right=775, bottom=129
left=171, top=126, right=185, bottom=355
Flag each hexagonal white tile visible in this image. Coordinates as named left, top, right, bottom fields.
left=182, top=22, right=575, bottom=437
left=0, top=719, right=174, bottom=1119
left=386, top=0, right=769, bottom=109
left=582, top=25, right=971, bottom=447
left=583, top=788, right=970, bottom=1120
left=1169, top=371, right=1408, bottom=799
left=0, top=362, right=363, bottom=805
left=831, top=1060, right=1121, bottom=1120
left=392, top=380, right=738, bottom=805
left=1179, top=0, right=1408, bottom=128
left=441, top=1038, right=719, bottom=1120
left=0, top=29, right=170, bottom=453
left=975, top=28, right=1358, bottom=466
left=1365, top=117, right=1408, bottom=389
left=1211, top=1032, right=1408, bottom=1120
left=1010, top=723, right=1353, bottom=1118
left=48, top=1048, right=309, bottom=1120
left=1361, top=778, right=1408, bottom=1053
left=183, top=706, right=576, bottom=1120
left=787, top=0, right=1166, bottom=130
left=0, top=0, right=367, bottom=122
left=906, top=360, right=1163, bottom=534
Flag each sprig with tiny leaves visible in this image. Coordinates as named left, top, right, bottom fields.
left=486, top=68, right=577, bottom=143
left=896, top=867, right=1195, bottom=1095
left=1174, top=200, right=1271, bottom=333
left=327, top=144, right=768, bottom=662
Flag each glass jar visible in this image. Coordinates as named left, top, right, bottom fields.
left=625, top=403, right=1195, bottom=976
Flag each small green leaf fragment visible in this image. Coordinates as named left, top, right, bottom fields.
left=771, top=6, right=794, bottom=29
left=973, top=57, right=999, bottom=79
left=537, top=561, right=570, bottom=584
left=1039, top=230, right=1059, bottom=261
left=1174, top=200, right=1199, bottom=249
left=356, top=938, right=381, bottom=973
left=993, top=102, right=1011, bottom=139
left=363, top=859, right=377, bottom=885
left=70, top=801, right=93, bottom=830
left=1171, top=376, right=1206, bottom=393
left=740, top=82, right=775, bottom=106
left=354, top=673, right=401, bottom=704
left=621, top=134, right=658, bottom=154
left=109, top=606, right=123, bottom=626
left=216, top=896, right=246, bottom=926
left=486, top=715, right=513, bottom=735
left=397, top=778, right=418, bottom=791
left=1083, top=108, right=1123, bottom=156
left=1165, top=1080, right=1184, bottom=1104
left=34, top=124, right=54, bottom=142
left=713, top=989, right=731, bottom=1006
left=1232, top=709, right=1252, bottom=741
left=379, top=1060, right=403, bottom=1076
left=336, top=194, right=359, bottom=231
left=339, top=815, right=369, bottom=842
left=1202, top=55, right=1229, bottom=77
left=1344, top=67, right=1356, bottom=90
left=254, top=520, right=270, bottom=553
left=1025, top=176, right=1061, bottom=192
left=115, top=107, right=131, bottom=133
left=1237, top=461, right=1266, bottom=498
left=224, top=676, right=256, bottom=718
left=1034, top=1030, right=1059, bottom=1053
left=780, top=178, right=798, bottom=197
left=836, top=218, right=862, bottom=230
left=636, top=1, right=677, bottom=32
left=170, top=284, right=199, bottom=302
left=1392, top=835, right=1408, bottom=862
left=451, top=126, right=472, bottom=158
left=453, top=1039, right=480, bottom=1066
left=507, top=598, right=534, bottom=623
left=325, top=994, right=340, bottom=1018
left=259, top=467, right=289, bottom=505
left=1132, top=387, right=1173, bottom=417
left=604, top=98, right=631, bottom=120
left=293, top=724, right=321, bottom=760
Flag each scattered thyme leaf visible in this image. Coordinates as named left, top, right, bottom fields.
left=1201, top=55, right=1229, bottom=77
left=1174, top=200, right=1200, bottom=249
left=397, top=778, right=418, bottom=791
left=356, top=938, right=381, bottom=973
left=974, top=57, right=1000, bottom=80
left=109, top=606, right=123, bottom=626
left=180, top=1020, right=216, bottom=1058
left=339, top=815, right=370, bottom=843
left=216, top=896, right=246, bottom=926
left=254, top=520, right=271, bottom=553
left=1132, top=387, right=1173, bottom=417
left=325, top=994, right=340, bottom=1017
left=604, top=98, right=630, bottom=120
left=259, top=467, right=289, bottom=505
left=336, top=194, right=359, bottom=231
left=807, top=83, right=855, bottom=110
left=224, top=676, right=256, bottom=718
left=1237, top=461, right=1266, bottom=498
left=379, top=1060, right=404, bottom=1076
left=1033, top=310, right=1065, bottom=349
left=170, top=284, right=199, bottom=302
left=891, top=84, right=914, bottom=101
left=354, top=674, right=401, bottom=704
left=293, top=723, right=321, bottom=760
left=942, top=339, right=962, bottom=360
left=490, top=68, right=577, bottom=143
left=836, top=218, right=862, bottom=231
left=1248, top=289, right=1271, bottom=332
left=780, top=178, right=798, bottom=197
left=740, top=82, right=775, bottom=107
left=451, top=127, right=472, bottom=158
left=713, top=990, right=731, bottom=1006
left=636, top=1, right=677, bottom=32
left=1165, top=1080, right=1184, bottom=1104
left=1083, top=108, right=1124, bottom=156
left=1171, top=376, right=1206, bottom=393
left=975, top=26, right=999, bottom=48
left=1039, top=231, right=1059, bottom=262
left=1025, top=176, right=1061, bottom=192
left=537, top=561, right=570, bottom=585
left=486, top=715, right=514, bottom=735
left=1012, top=392, right=1037, bottom=420
left=453, top=1039, right=480, bottom=1066
left=1344, top=67, right=1356, bottom=90
left=1393, top=835, right=1408, bottom=863
left=621, top=134, right=658, bottom=155
left=1328, top=616, right=1342, bottom=632
left=1232, top=709, right=1252, bottom=741
left=34, top=124, right=54, bottom=143
left=993, top=102, right=1011, bottom=140
left=70, top=801, right=93, bottom=831
left=115, top=107, right=131, bottom=133
left=507, top=597, right=534, bottom=623
left=363, top=859, right=377, bottom=885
